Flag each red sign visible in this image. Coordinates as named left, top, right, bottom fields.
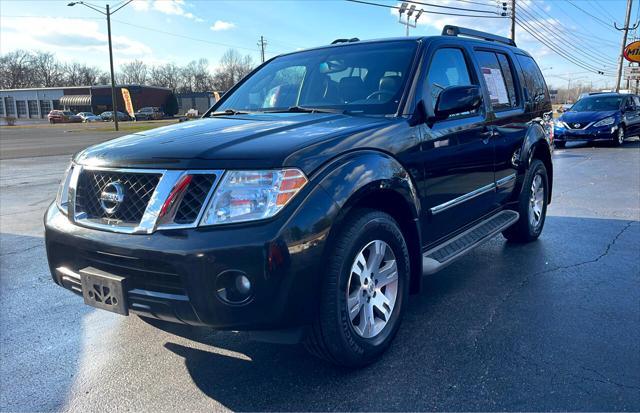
left=623, top=40, right=640, bottom=63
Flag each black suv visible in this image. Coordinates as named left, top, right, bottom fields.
left=45, top=26, right=553, bottom=367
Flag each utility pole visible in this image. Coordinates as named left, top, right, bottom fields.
left=510, top=0, right=516, bottom=43
left=68, top=1, right=132, bottom=131
left=614, top=0, right=637, bottom=92
left=106, top=5, right=119, bottom=131
left=257, top=36, right=267, bottom=63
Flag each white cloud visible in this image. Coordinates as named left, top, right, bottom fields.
left=133, top=0, right=203, bottom=21
left=0, top=16, right=152, bottom=59
left=210, top=20, right=235, bottom=31
left=151, top=0, right=201, bottom=21
left=130, top=0, right=151, bottom=11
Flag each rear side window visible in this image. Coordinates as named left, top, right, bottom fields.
left=426, top=48, right=474, bottom=114
left=475, top=50, right=518, bottom=111
left=633, top=96, right=640, bottom=107
left=516, top=54, right=549, bottom=105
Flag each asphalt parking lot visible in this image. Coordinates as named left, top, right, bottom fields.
left=0, top=126, right=639, bottom=412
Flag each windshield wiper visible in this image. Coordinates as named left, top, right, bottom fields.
left=210, top=109, right=250, bottom=116
left=264, top=106, right=340, bottom=114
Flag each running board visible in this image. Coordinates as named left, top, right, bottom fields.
left=422, top=210, right=519, bottom=275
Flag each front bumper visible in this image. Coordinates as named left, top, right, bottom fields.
left=554, top=124, right=618, bottom=142
left=44, top=182, right=339, bottom=330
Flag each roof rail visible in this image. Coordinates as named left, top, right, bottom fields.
left=442, top=25, right=516, bottom=47
left=331, top=38, right=360, bottom=45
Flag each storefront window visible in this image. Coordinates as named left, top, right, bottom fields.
left=16, top=101, right=27, bottom=116
left=28, top=100, right=39, bottom=117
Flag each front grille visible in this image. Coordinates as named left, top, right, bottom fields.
left=75, top=170, right=161, bottom=224
left=174, top=174, right=217, bottom=224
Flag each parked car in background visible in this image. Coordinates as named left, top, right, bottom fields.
left=76, top=112, right=102, bottom=122
left=99, top=111, right=131, bottom=121
left=554, top=92, right=637, bottom=148
left=47, top=110, right=82, bottom=124
left=46, top=26, right=553, bottom=367
left=134, top=107, right=164, bottom=120
left=557, top=102, right=573, bottom=113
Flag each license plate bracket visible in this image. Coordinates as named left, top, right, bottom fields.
left=80, top=267, right=129, bottom=315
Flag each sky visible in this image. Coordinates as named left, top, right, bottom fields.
left=0, top=0, right=635, bottom=89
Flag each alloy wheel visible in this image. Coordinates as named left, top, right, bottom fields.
left=528, top=174, right=545, bottom=228
left=346, top=240, right=398, bottom=339
left=618, top=128, right=625, bottom=145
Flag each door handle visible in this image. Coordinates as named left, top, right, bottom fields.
left=480, top=129, right=496, bottom=144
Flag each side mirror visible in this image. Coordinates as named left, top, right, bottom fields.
left=433, top=85, right=482, bottom=120
left=408, top=99, right=427, bottom=126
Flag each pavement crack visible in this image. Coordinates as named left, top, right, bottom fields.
left=0, top=243, right=43, bottom=257
left=471, top=221, right=636, bottom=351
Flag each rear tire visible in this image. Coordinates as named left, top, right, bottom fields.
left=305, top=209, right=410, bottom=367
left=502, top=159, right=548, bottom=243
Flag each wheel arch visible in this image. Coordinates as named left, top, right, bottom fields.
left=521, top=123, right=553, bottom=204
left=316, top=150, right=423, bottom=294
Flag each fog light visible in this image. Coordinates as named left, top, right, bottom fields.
left=235, top=274, right=251, bottom=294
left=216, top=270, right=253, bottom=304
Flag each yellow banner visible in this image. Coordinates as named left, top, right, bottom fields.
left=121, top=88, right=135, bottom=118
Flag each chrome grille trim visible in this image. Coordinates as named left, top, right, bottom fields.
left=69, top=165, right=224, bottom=234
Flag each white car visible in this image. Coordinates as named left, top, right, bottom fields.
left=76, top=112, right=102, bottom=122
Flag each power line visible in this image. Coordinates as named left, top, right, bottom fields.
left=403, top=0, right=502, bottom=14
left=564, top=0, right=618, bottom=32
left=587, top=0, right=618, bottom=22
left=515, top=17, right=615, bottom=75
left=453, top=0, right=500, bottom=7
left=346, top=0, right=507, bottom=18
left=525, top=1, right=618, bottom=47
left=112, top=19, right=269, bottom=53
left=517, top=3, right=616, bottom=68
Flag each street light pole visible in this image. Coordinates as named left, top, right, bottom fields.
left=68, top=1, right=132, bottom=131
left=106, top=4, right=119, bottom=131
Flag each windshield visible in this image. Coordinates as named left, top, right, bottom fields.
left=215, top=41, right=418, bottom=115
left=570, top=96, right=622, bottom=112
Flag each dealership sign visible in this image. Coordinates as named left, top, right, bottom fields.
left=624, top=66, right=640, bottom=80
left=624, top=41, right=640, bottom=62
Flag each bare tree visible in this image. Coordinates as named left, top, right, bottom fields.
left=0, top=50, right=34, bottom=89
left=32, top=52, right=65, bottom=87
left=212, top=49, right=254, bottom=91
left=119, top=59, right=148, bottom=85
left=149, top=63, right=181, bottom=91
left=179, top=59, right=214, bottom=93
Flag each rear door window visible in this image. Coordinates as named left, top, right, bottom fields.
left=515, top=54, right=549, bottom=106
left=475, top=50, right=518, bottom=111
left=426, top=48, right=475, bottom=115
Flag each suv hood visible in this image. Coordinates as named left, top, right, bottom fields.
left=75, top=113, right=389, bottom=171
left=560, top=110, right=618, bottom=124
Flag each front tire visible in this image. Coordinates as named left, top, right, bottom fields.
left=613, top=126, right=625, bottom=146
left=305, top=209, right=410, bottom=367
left=503, top=159, right=548, bottom=243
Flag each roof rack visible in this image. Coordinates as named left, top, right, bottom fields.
left=331, top=38, right=360, bottom=45
left=442, top=25, right=516, bottom=47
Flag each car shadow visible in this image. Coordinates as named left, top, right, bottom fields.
left=559, top=136, right=640, bottom=150
left=157, top=216, right=639, bottom=411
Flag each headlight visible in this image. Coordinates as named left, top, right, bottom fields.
left=593, top=117, right=615, bottom=128
left=55, top=163, right=74, bottom=215
left=553, top=120, right=566, bottom=129
left=201, top=169, right=308, bottom=226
